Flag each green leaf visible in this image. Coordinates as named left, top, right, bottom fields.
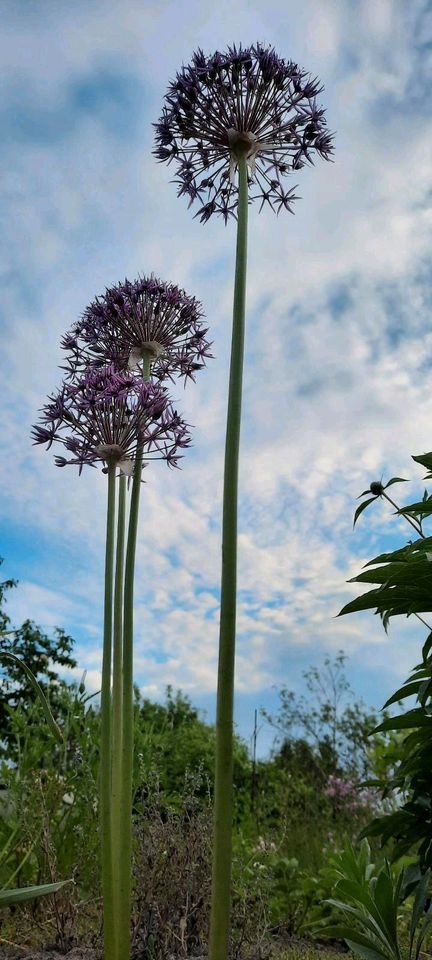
left=409, top=871, right=429, bottom=955
left=384, top=478, right=408, bottom=488
left=364, top=539, right=432, bottom=567
left=412, top=453, right=432, bottom=475
left=383, top=681, right=424, bottom=708
left=396, top=499, right=432, bottom=517
left=326, top=897, right=393, bottom=949
left=414, top=906, right=432, bottom=960
left=372, top=711, right=432, bottom=733
left=313, top=925, right=390, bottom=960
left=0, top=880, right=70, bottom=907
left=373, top=867, right=399, bottom=951
left=350, top=562, right=432, bottom=587
left=354, top=497, right=379, bottom=528
left=345, top=940, right=390, bottom=960
left=0, top=652, right=63, bottom=743
left=418, top=679, right=432, bottom=706
left=422, top=633, right=432, bottom=663
left=0, top=825, right=20, bottom=869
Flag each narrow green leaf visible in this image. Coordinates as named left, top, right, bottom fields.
left=410, top=871, right=429, bottom=954
left=373, top=868, right=399, bottom=951
left=313, top=925, right=390, bottom=960
left=346, top=939, right=390, bottom=960
left=354, top=497, right=378, bottom=528
left=415, top=906, right=432, bottom=959
left=418, top=679, right=432, bottom=706
left=0, top=880, right=70, bottom=907
left=326, top=898, right=392, bottom=949
left=384, top=478, right=408, bottom=488
left=372, top=711, right=432, bottom=733
left=423, top=633, right=432, bottom=663
left=383, top=681, right=424, bottom=708
left=0, top=652, right=63, bottom=743
left=0, top=825, right=20, bottom=869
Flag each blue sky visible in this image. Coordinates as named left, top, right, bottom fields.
left=1, top=0, right=432, bottom=757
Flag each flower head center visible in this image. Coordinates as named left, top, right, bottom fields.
left=96, top=443, right=126, bottom=463
left=128, top=342, right=165, bottom=371
left=227, top=128, right=277, bottom=183
left=228, top=128, right=258, bottom=160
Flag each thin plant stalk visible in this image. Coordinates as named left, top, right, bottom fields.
left=209, top=153, right=249, bottom=960
left=117, top=353, right=151, bottom=957
left=381, top=490, right=423, bottom=537
left=111, top=472, right=126, bottom=941
left=100, top=461, right=116, bottom=960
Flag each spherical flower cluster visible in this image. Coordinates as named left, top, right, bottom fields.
left=154, top=43, right=334, bottom=222
left=62, top=275, right=211, bottom=385
left=32, top=366, right=191, bottom=474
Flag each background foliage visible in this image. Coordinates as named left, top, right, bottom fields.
left=0, top=566, right=387, bottom=952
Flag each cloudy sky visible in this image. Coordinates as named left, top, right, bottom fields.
left=1, top=0, right=431, bottom=756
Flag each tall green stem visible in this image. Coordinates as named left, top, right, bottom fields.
left=100, top=462, right=116, bottom=960
left=111, top=472, right=126, bottom=943
left=117, top=353, right=150, bottom=957
left=209, top=153, right=249, bottom=960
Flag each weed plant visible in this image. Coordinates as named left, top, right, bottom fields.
left=0, top=659, right=380, bottom=954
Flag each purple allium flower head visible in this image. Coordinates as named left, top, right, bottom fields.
left=62, top=275, right=212, bottom=385
left=154, top=43, right=334, bottom=222
left=32, top=366, right=191, bottom=475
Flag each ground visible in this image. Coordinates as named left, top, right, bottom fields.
left=0, top=943, right=346, bottom=960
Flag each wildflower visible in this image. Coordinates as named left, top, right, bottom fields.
left=32, top=366, right=191, bottom=474
left=62, top=275, right=211, bottom=384
left=154, top=43, right=334, bottom=222
left=154, top=44, right=334, bottom=960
